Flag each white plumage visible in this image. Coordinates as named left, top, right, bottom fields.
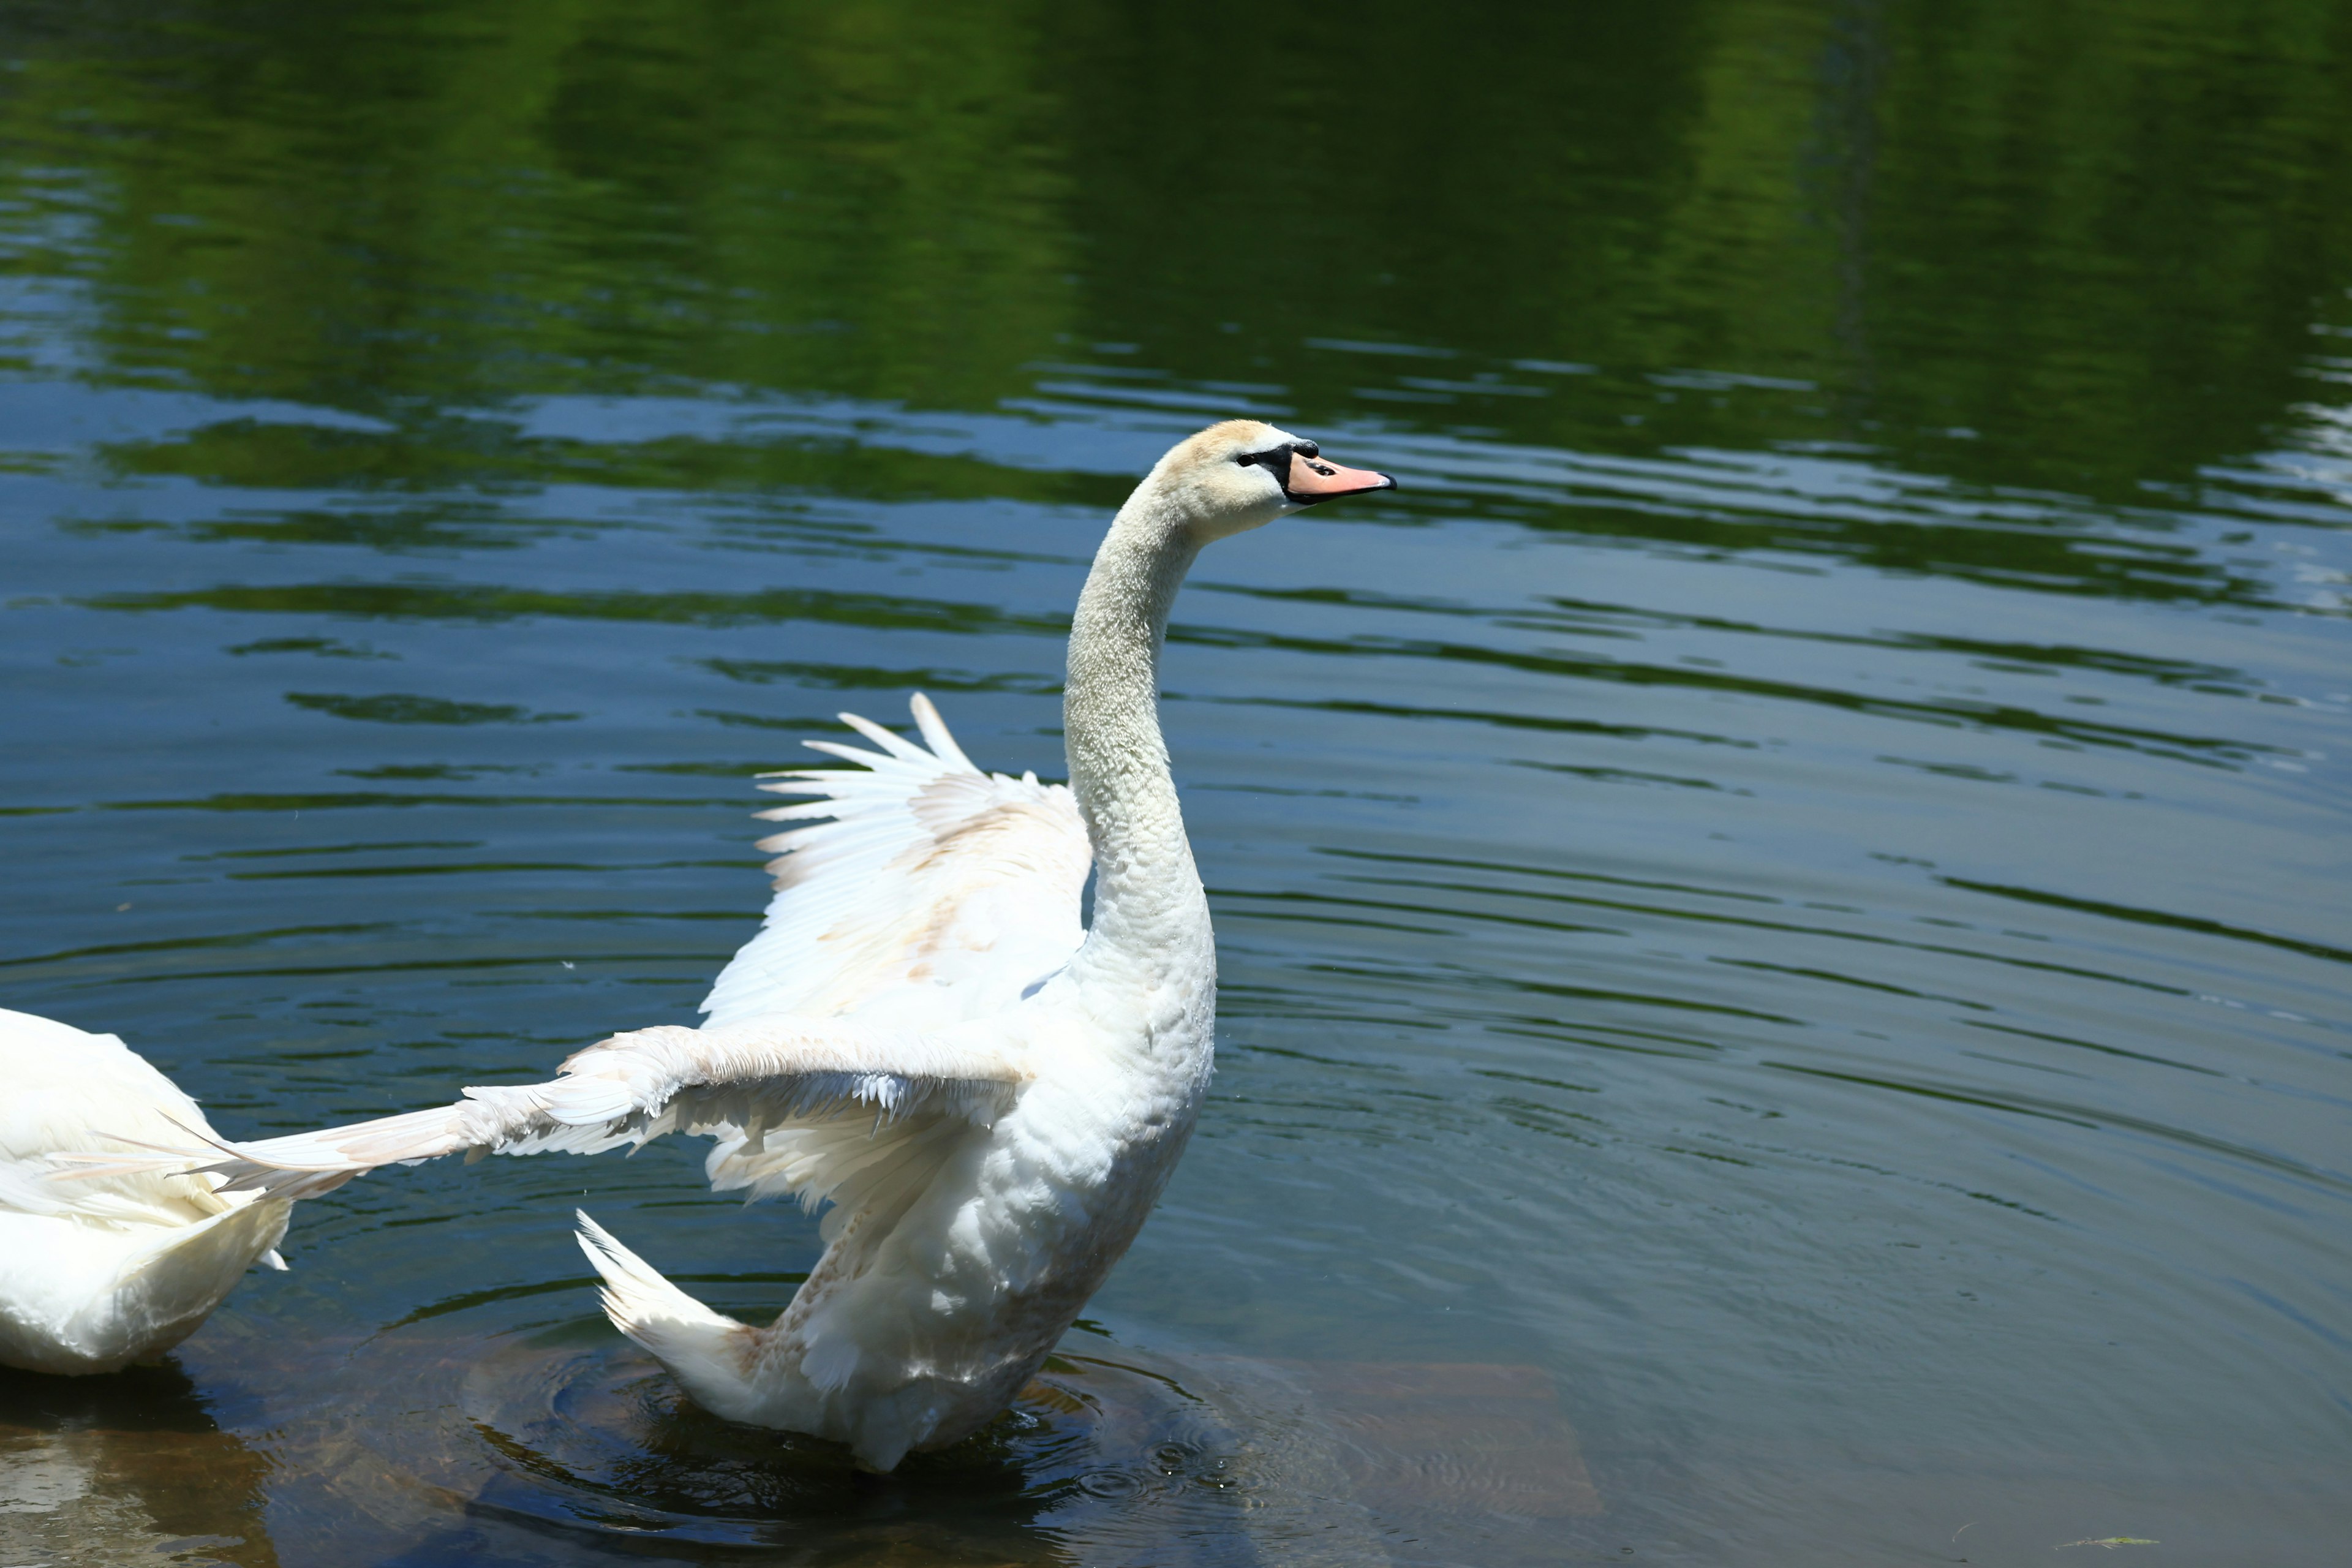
left=0, top=1008, right=290, bottom=1374
left=119, top=421, right=1397, bottom=1468
left=700, top=694, right=1092, bottom=1031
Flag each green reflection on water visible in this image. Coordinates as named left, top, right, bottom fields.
left=2, top=0, right=1076, bottom=410
left=3, top=0, right=2348, bottom=494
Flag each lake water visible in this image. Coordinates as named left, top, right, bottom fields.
left=1, top=3, right=2347, bottom=1564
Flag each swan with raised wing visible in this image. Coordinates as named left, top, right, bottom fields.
left=126, top=421, right=1397, bottom=1470
left=2, top=1008, right=292, bottom=1374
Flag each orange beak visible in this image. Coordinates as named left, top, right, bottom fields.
left=1283, top=449, right=1398, bottom=503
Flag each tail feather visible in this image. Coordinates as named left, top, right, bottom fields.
left=112, top=1199, right=293, bottom=1351
left=574, top=1210, right=755, bottom=1400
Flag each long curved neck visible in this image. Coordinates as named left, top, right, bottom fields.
left=1064, top=485, right=1210, bottom=974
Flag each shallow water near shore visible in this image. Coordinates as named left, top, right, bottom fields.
left=2, top=2, right=2349, bottom=1564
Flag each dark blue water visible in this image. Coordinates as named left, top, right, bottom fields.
left=1, top=4, right=2347, bottom=1564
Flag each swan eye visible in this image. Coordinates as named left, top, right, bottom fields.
left=1234, top=445, right=1292, bottom=472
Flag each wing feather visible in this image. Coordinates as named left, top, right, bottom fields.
left=107, top=698, right=1090, bottom=1231
left=699, top=694, right=1091, bottom=1031
left=159, top=1018, right=1027, bottom=1202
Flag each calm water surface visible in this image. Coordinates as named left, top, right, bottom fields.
left=1, top=3, right=2348, bottom=1564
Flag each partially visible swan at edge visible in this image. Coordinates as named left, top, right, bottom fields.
left=2, top=1008, right=290, bottom=1374
left=110, top=421, right=1398, bottom=1470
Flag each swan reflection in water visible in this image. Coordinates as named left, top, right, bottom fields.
left=5, top=1314, right=1594, bottom=1568
left=0, top=1361, right=276, bottom=1568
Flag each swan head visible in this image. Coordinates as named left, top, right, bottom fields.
left=1149, top=419, right=1398, bottom=543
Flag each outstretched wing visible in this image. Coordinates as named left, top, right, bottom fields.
left=699, top=694, right=1091, bottom=1031
left=109, top=1019, right=1028, bottom=1204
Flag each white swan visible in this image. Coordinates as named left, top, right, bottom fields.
left=125, top=421, right=1396, bottom=1470
left=1, top=1008, right=291, bottom=1374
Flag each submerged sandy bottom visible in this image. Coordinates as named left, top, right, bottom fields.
left=1, top=1312, right=1602, bottom=1567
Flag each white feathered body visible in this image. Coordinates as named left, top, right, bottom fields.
left=595, top=690, right=1223, bottom=1465
left=668, top=976, right=1213, bottom=1463
left=0, top=1009, right=289, bottom=1374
